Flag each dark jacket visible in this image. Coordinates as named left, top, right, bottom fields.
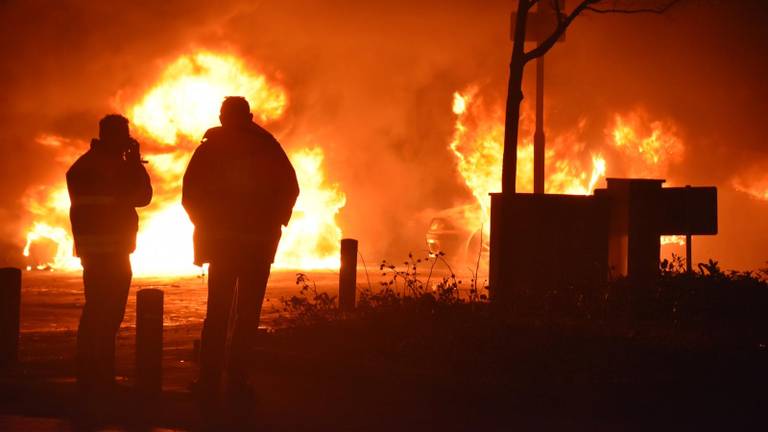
left=182, top=122, right=299, bottom=266
left=66, top=139, right=153, bottom=257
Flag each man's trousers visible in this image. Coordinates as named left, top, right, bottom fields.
left=198, top=259, right=271, bottom=390
left=76, top=253, right=132, bottom=391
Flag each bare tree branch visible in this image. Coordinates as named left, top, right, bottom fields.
left=523, top=0, right=681, bottom=63
left=523, top=0, right=599, bottom=63
left=553, top=0, right=564, bottom=25
left=586, top=0, right=681, bottom=14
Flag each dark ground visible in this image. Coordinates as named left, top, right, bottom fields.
left=2, top=313, right=767, bottom=431
left=1, top=270, right=767, bottom=431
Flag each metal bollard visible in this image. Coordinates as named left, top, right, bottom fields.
left=0, top=268, right=21, bottom=368
left=136, top=288, right=163, bottom=394
left=339, top=239, right=358, bottom=313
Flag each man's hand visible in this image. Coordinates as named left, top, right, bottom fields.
left=125, top=138, right=145, bottom=164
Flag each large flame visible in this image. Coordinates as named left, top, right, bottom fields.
left=129, top=52, right=287, bottom=145
left=274, top=148, right=347, bottom=269
left=449, top=89, right=607, bottom=232
left=608, top=110, right=684, bottom=177
left=22, top=52, right=345, bottom=275
left=22, top=181, right=78, bottom=270
left=449, top=87, right=686, bottom=256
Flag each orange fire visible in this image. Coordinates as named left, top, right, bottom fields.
left=733, top=173, right=768, bottom=201
left=129, top=52, right=287, bottom=145
left=23, top=51, right=345, bottom=275
left=449, top=89, right=606, bottom=231
left=449, top=87, right=686, bottom=254
left=608, top=110, right=684, bottom=177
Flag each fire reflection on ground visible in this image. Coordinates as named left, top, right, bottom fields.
left=18, top=270, right=337, bottom=333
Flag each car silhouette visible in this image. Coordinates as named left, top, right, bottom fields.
left=425, top=204, right=489, bottom=272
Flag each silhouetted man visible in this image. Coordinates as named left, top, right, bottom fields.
left=67, top=114, right=152, bottom=394
left=183, top=96, right=299, bottom=398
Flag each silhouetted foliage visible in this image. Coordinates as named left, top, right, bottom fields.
left=277, top=273, right=338, bottom=327
left=259, top=255, right=768, bottom=428
left=275, top=252, right=488, bottom=328
left=277, top=253, right=768, bottom=350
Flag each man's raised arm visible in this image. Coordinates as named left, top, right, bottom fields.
left=126, top=161, right=152, bottom=207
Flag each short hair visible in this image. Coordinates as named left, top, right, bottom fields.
left=220, top=96, right=251, bottom=118
left=99, top=114, right=129, bottom=140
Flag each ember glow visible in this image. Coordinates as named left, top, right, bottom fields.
left=449, top=88, right=686, bottom=253
left=22, top=51, right=345, bottom=275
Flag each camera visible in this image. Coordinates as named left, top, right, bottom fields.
left=123, top=137, right=147, bottom=164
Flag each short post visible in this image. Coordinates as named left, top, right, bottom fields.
left=685, top=185, right=693, bottom=274
left=136, top=288, right=163, bottom=394
left=339, top=239, right=358, bottom=313
left=0, top=268, right=21, bottom=368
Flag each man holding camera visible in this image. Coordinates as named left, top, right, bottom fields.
left=66, top=114, right=152, bottom=394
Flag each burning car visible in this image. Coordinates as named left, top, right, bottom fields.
left=425, top=204, right=489, bottom=271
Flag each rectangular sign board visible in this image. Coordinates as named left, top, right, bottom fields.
left=657, top=187, right=718, bottom=235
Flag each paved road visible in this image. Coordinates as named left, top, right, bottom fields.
left=19, top=269, right=349, bottom=333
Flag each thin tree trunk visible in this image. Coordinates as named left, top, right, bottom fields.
left=502, top=0, right=529, bottom=194
left=502, top=61, right=524, bottom=194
